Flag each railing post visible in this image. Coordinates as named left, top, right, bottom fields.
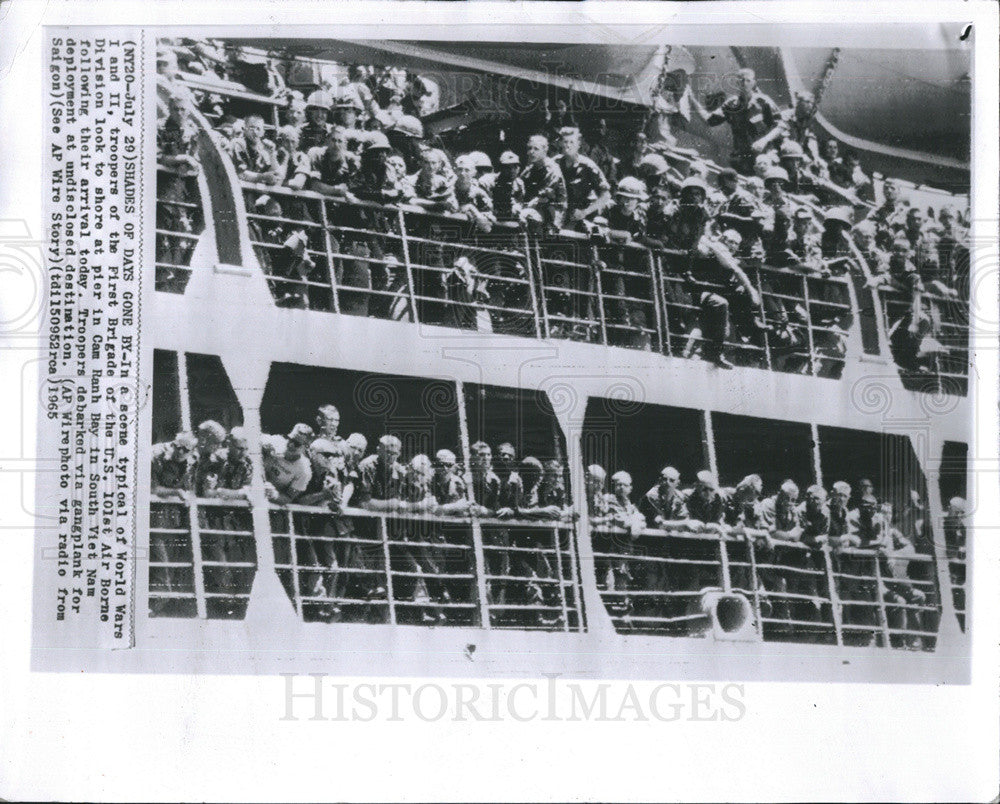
left=755, top=268, right=773, bottom=370
left=872, top=553, right=892, bottom=647
left=319, top=199, right=341, bottom=314
left=378, top=516, right=397, bottom=626
left=719, top=538, right=732, bottom=594
left=746, top=536, right=764, bottom=637
left=810, top=422, right=823, bottom=487
left=519, top=230, right=543, bottom=339
left=455, top=379, right=492, bottom=628
left=801, top=274, right=818, bottom=376
left=647, top=248, right=666, bottom=355
left=591, top=244, right=609, bottom=346
left=396, top=207, right=421, bottom=324
left=700, top=410, right=718, bottom=478
left=188, top=501, right=208, bottom=619
left=822, top=547, right=845, bottom=647
left=528, top=236, right=552, bottom=339
left=288, top=511, right=303, bottom=616
left=552, top=525, right=571, bottom=632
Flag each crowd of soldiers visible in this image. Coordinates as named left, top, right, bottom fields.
left=156, top=40, right=970, bottom=372
left=585, top=463, right=958, bottom=647
left=150, top=404, right=573, bottom=625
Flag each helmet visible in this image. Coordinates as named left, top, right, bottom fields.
left=764, top=166, right=789, bottom=184
left=454, top=154, right=476, bottom=171
left=615, top=176, right=648, bottom=200
left=363, top=131, right=392, bottom=152
left=638, top=153, right=669, bottom=178
left=779, top=140, right=805, bottom=160
left=499, top=150, right=520, bottom=166
left=335, top=86, right=364, bottom=110
left=391, top=115, right=424, bottom=139
left=680, top=176, right=709, bottom=195
left=468, top=151, right=493, bottom=171
left=823, top=206, right=854, bottom=227
left=305, top=89, right=334, bottom=110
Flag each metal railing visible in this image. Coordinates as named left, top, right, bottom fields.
left=156, top=166, right=205, bottom=294
left=590, top=523, right=940, bottom=650
left=878, top=286, right=970, bottom=395
left=148, top=498, right=257, bottom=619
left=239, top=181, right=867, bottom=378
left=267, top=503, right=586, bottom=631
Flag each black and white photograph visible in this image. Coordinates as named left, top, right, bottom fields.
left=9, top=3, right=999, bottom=801
left=145, top=32, right=972, bottom=680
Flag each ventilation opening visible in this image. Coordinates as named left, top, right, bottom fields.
left=716, top=596, right=750, bottom=633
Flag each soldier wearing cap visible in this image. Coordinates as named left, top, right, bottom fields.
left=641, top=466, right=689, bottom=527
left=715, top=167, right=763, bottom=251
left=683, top=470, right=727, bottom=530
left=467, top=152, right=496, bottom=192
left=519, top=134, right=568, bottom=231
left=788, top=207, right=822, bottom=270
left=410, top=148, right=457, bottom=213
left=492, top=151, right=525, bottom=222
left=345, top=433, right=368, bottom=472
left=305, top=125, right=360, bottom=200
left=607, top=471, right=646, bottom=532
left=705, top=68, right=780, bottom=174
left=300, top=90, right=334, bottom=152
left=556, top=126, right=612, bottom=230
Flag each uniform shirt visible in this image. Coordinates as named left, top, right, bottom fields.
left=218, top=451, right=253, bottom=491
left=306, top=146, right=359, bottom=187
left=298, top=121, right=331, bottom=153
left=191, top=448, right=227, bottom=497
left=157, top=114, right=199, bottom=164
left=556, top=154, right=610, bottom=215
left=537, top=479, right=567, bottom=508
left=684, top=488, right=726, bottom=525
left=584, top=141, right=618, bottom=187
left=758, top=494, right=799, bottom=534
left=796, top=501, right=830, bottom=547
left=470, top=467, right=502, bottom=511
left=606, top=203, right=647, bottom=240
left=229, top=136, right=279, bottom=178
left=491, top=174, right=525, bottom=222
left=641, top=486, right=688, bottom=523
left=850, top=511, right=892, bottom=550
left=723, top=493, right=763, bottom=528
left=496, top=470, right=523, bottom=511
left=707, top=91, right=780, bottom=157
left=520, top=158, right=568, bottom=212
left=280, top=148, right=312, bottom=186
left=432, top=469, right=467, bottom=505
left=265, top=452, right=312, bottom=498
left=658, top=203, right=710, bottom=252
left=588, top=490, right=613, bottom=519
left=349, top=168, right=411, bottom=205
left=150, top=442, right=193, bottom=491
left=357, top=455, right=406, bottom=501
left=454, top=181, right=494, bottom=214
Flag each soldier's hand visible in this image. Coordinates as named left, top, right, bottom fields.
left=495, top=507, right=515, bottom=519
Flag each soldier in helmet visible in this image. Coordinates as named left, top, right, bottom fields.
left=654, top=176, right=762, bottom=368
left=386, top=114, right=425, bottom=174
left=300, top=89, right=334, bottom=152
left=607, top=176, right=648, bottom=241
